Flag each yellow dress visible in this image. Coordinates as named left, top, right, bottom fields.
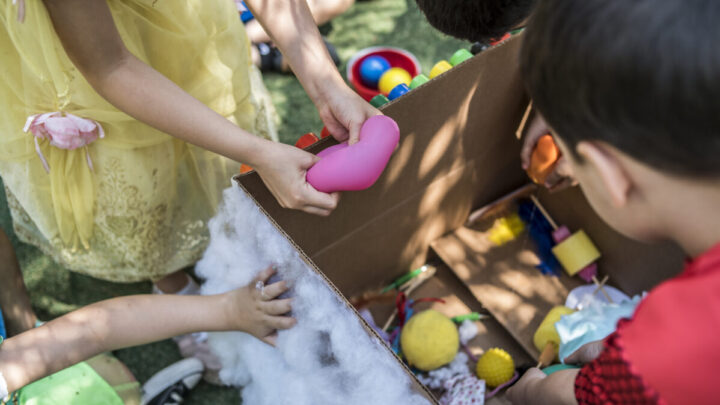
left=0, top=0, right=277, bottom=282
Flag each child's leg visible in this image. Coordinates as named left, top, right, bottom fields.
left=153, top=270, right=195, bottom=294
left=0, top=228, right=36, bottom=336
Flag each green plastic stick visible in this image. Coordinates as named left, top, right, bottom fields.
left=382, top=267, right=426, bottom=293
left=451, top=312, right=484, bottom=323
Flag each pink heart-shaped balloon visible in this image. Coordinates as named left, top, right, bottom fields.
left=307, top=115, right=400, bottom=193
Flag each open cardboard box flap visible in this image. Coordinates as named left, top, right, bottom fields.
left=238, top=36, right=530, bottom=298
left=234, top=34, right=685, bottom=400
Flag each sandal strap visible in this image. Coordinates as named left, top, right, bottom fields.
left=256, top=43, right=284, bottom=73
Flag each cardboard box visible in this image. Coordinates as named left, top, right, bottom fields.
left=234, top=35, right=685, bottom=402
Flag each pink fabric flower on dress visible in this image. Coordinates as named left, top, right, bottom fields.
left=24, top=112, right=105, bottom=173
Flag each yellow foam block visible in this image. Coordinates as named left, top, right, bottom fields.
left=533, top=306, right=575, bottom=354
left=429, top=60, right=452, bottom=79
left=401, top=310, right=459, bottom=371
left=551, top=230, right=601, bottom=276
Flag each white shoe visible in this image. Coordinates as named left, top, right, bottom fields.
left=141, top=358, right=204, bottom=405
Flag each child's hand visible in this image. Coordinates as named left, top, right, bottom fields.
left=520, top=113, right=576, bottom=191
left=507, top=367, right=580, bottom=405
left=506, top=367, right=546, bottom=404
left=255, top=141, right=340, bottom=216
left=315, top=81, right=382, bottom=145
left=224, top=266, right=296, bottom=346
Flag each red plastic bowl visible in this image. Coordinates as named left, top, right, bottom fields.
left=347, top=47, right=421, bottom=101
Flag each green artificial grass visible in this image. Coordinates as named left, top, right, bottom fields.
left=0, top=1, right=466, bottom=403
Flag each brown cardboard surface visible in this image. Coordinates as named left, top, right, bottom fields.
left=233, top=29, right=687, bottom=400
left=432, top=187, right=685, bottom=360
left=367, top=262, right=533, bottom=366
left=432, top=209, right=583, bottom=359
left=533, top=187, right=685, bottom=295
left=366, top=262, right=532, bottom=404
left=237, top=35, right=529, bottom=298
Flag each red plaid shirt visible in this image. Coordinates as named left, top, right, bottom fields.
left=575, top=243, right=720, bottom=405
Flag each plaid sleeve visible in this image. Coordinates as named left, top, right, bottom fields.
left=574, top=328, right=661, bottom=405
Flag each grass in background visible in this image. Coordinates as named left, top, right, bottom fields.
left=0, top=0, right=466, bottom=402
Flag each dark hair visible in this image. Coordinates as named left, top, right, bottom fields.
left=522, top=0, right=720, bottom=176
left=415, top=0, right=536, bottom=43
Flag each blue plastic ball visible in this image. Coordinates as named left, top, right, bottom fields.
left=359, top=55, right=391, bottom=88
left=388, top=83, right=410, bottom=100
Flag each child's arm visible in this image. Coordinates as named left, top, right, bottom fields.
left=0, top=267, right=292, bottom=393
left=506, top=368, right=580, bottom=405
left=42, top=0, right=338, bottom=216
left=244, top=0, right=380, bottom=144
left=506, top=340, right=605, bottom=405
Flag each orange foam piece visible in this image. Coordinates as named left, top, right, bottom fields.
left=528, top=134, right=560, bottom=184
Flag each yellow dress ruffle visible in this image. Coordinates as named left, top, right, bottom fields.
left=0, top=0, right=277, bottom=282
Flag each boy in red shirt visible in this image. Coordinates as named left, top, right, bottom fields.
left=506, top=0, right=720, bottom=404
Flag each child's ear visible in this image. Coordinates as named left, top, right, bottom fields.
left=576, top=141, right=631, bottom=207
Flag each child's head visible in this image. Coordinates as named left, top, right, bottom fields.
left=521, top=0, right=720, bottom=244
left=414, top=0, right=536, bottom=42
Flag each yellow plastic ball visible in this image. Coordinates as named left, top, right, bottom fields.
left=401, top=310, right=459, bottom=371
left=378, top=68, right=412, bottom=95
left=476, top=348, right=515, bottom=388
left=429, top=60, right=452, bottom=79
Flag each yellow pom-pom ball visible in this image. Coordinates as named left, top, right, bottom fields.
left=378, top=68, right=412, bottom=95
left=476, top=348, right=515, bottom=388
left=401, top=310, right=459, bottom=371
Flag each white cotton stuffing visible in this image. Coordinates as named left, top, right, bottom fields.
left=458, top=320, right=479, bottom=345
left=196, top=186, right=431, bottom=405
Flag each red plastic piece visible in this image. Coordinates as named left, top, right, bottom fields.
left=320, top=127, right=331, bottom=139
left=239, top=164, right=253, bottom=174
left=489, top=32, right=512, bottom=46
left=295, top=133, right=319, bottom=149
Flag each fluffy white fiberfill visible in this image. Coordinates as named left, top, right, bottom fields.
left=196, top=186, right=431, bottom=405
